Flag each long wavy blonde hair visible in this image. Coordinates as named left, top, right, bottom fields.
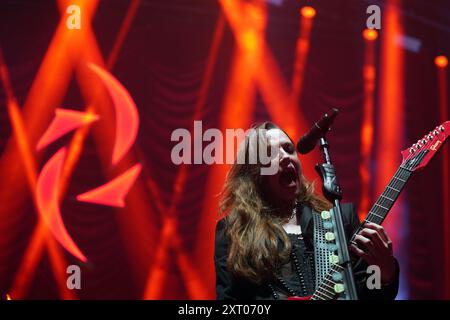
left=219, top=122, right=331, bottom=285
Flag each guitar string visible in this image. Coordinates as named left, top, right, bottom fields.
left=313, top=134, right=436, bottom=299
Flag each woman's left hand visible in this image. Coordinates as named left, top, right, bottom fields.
left=349, top=222, right=396, bottom=284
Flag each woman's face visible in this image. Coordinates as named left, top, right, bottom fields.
left=262, top=128, right=302, bottom=206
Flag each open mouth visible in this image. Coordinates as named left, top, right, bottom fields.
left=278, top=165, right=298, bottom=188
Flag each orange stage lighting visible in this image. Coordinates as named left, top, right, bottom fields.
left=86, top=63, right=140, bottom=166
left=143, top=170, right=209, bottom=299
left=436, top=55, right=449, bottom=299
left=0, top=46, right=76, bottom=299
left=6, top=0, right=151, bottom=299
left=301, top=6, right=316, bottom=19
left=77, top=164, right=142, bottom=207
left=52, top=0, right=161, bottom=290
left=291, top=5, right=315, bottom=108
left=435, top=55, right=448, bottom=68
left=363, top=28, right=378, bottom=41
left=359, top=28, right=377, bottom=221
left=142, top=12, right=225, bottom=300
left=194, top=0, right=264, bottom=293
left=376, top=0, right=405, bottom=260
left=35, top=147, right=87, bottom=262
left=37, top=108, right=99, bottom=151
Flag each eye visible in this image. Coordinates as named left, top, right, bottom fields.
left=283, top=142, right=295, bottom=154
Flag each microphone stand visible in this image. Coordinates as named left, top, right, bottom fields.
left=315, top=136, right=358, bottom=300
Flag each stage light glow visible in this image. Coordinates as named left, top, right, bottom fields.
left=37, top=108, right=99, bottom=151
left=435, top=55, right=448, bottom=68
left=87, top=63, right=139, bottom=166
left=77, top=163, right=142, bottom=207
left=363, top=28, right=378, bottom=41
left=1, top=38, right=76, bottom=299
left=359, top=27, right=377, bottom=221
left=241, top=30, right=259, bottom=52
left=36, top=147, right=87, bottom=262
left=9, top=0, right=150, bottom=299
left=376, top=0, right=407, bottom=299
left=143, top=13, right=225, bottom=300
left=291, top=3, right=314, bottom=107
left=436, top=53, right=449, bottom=298
left=301, top=6, right=316, bottom=19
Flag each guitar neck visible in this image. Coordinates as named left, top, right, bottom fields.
left=310, top=121, right=449, bottom=300
left=311, top=165, right=413, bottom=300
left=350, top=166, right=413, bottom=242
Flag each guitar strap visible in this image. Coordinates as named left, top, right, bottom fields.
left=312, top=209, right=333, bottom=289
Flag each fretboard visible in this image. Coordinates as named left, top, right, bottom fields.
left=350, top=166, right=413, bottom=242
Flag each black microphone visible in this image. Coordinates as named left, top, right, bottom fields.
left=296, top=108, right=339, bottom=154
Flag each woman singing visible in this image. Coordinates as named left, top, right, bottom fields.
left=214, top=122, right=399, bottom=300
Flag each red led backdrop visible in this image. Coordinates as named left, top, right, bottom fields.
left=0, top=0, right=449, bottom=299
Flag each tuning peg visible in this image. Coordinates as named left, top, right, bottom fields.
left=409, top=148, right=415, bottom=154
left=434, top=130, right=439, bottom=136
left=439, top=125, right=445, bottom=132
left=428, top=134, right=433, bottom=140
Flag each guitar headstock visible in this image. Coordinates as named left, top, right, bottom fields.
left=401, top=121, right=449, bottom=172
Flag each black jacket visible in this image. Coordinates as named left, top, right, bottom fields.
left=214, top=203, right=400, bottom=300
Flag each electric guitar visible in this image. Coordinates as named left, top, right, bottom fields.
left=289, top=121, right=449, bottom=300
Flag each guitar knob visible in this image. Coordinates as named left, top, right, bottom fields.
left=321, top=210, right=331, bottom=220
left=332, top=272, right=343, bottom=282
left=325, top=232, right=335, bottom=241
left=329, top=254, right=340, bottom=264
left=328, top=244, right=338, bottom=252
left=323, top=221, right=333, bottom=229
left=334, top=283, right=345, bottom=294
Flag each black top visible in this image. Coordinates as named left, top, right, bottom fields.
left=214, top=203, right=400, bottom=300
